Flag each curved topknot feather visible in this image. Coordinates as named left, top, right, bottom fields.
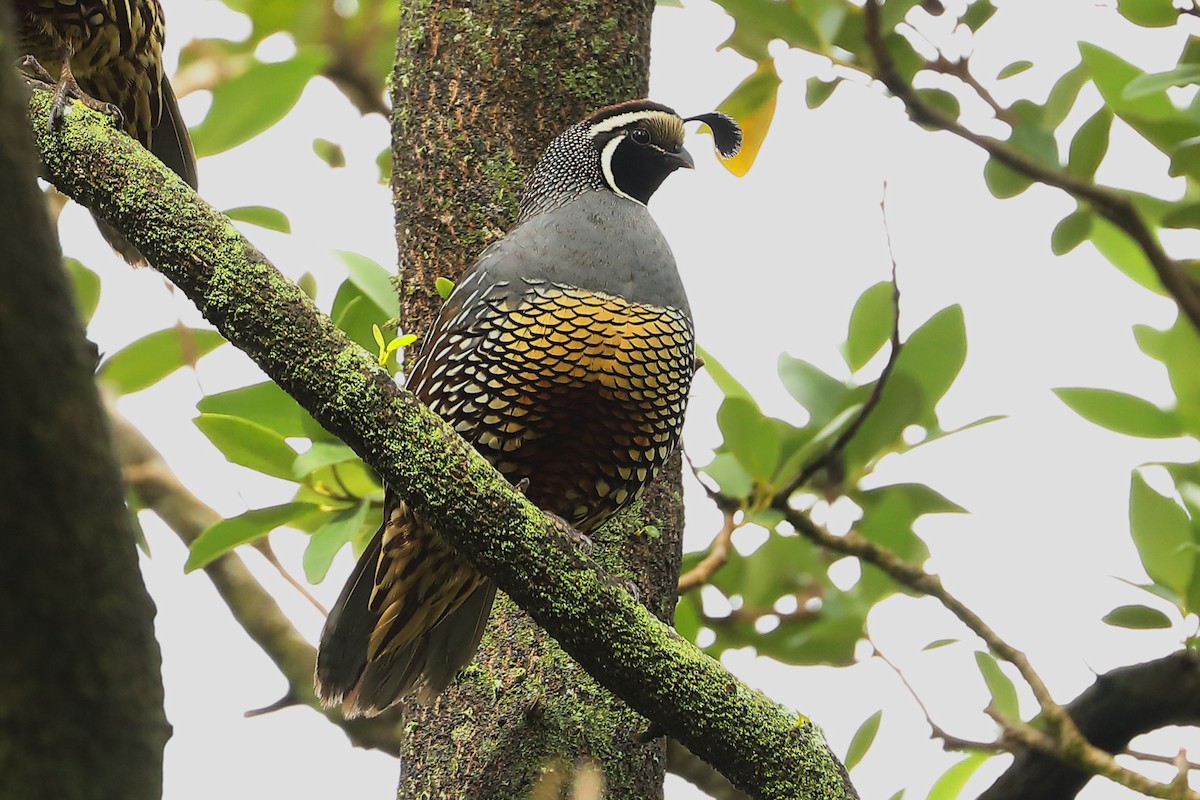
left=684, top=112, right=743, bottom=159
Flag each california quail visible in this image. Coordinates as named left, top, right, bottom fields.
left=12, top=0, right=197, bottom=265
left=315, top=99, right=742, bottom=716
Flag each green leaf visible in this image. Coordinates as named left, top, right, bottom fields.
left=293, top=442, right=359, bottom=479
left=927, top=753, right=990, bottom=800
left=701, top=452, right=754, bottom=499
left=190, top=49, right=329, bottom=156
left=186, top=502, right=319, bottom=572
left=1080, top=43, right=1190, bottom=156
left=778, top=355, right=848, bottom=427
left=1155, top=319, right=1200, bottom=434
left=1053, top=388, right=1183, bottom=438
left=923, top=638, right=958, bottom=651
left=337, top=250, right=399, bottom=319
left=223, top=205, right=291, bottom=233
left=312, top=137, right=346, bottom=168
left=1116, top=0, right=1179, bottom=27
left=717, top=397, right=781, bottom=482
left=896, top=305, right=967, bottom=412
left=914, top=89, right=960, bottom=128
left=983, top=156, right=1034, bottom=198
left=303, top=499, right=373, bottom=583
left=844, top=281, right=896, bottom=371
left=1129, top=470, right=1193, bottom=597
left=960, top=1, right=996, bottom=31
left=997, top=61, right=1033, bottom=80
left=1010, top=119, right=1059, bottom=167
left=1102, top=604, right=1173, bottom=629
left=698, top=346, right=755, bottom=402
left=297, top=272, right=318, bottom=300
left=880, top=0, right=920, bottom=29
left=1163, top=203, right=1200, bottom=229
left=974, top=651, right=1019, bottom=719
left=1089, top=218, right=1163, bottom=293
left=1067, top=108, right=1112, bottom=180
left=98, top=327, right=226, bottom=394
left=1126, top=65, right=1200, bottom=99
left=197, top=380, right=319, bottom=439
left=1051, top=209, right=1093, bottom=255
left=194, top=413, right=299, bottom=481
left=435, top=276, right=455, bottom=299
left=844, top=710, right=882, bottom=771
left=806, top=77, right=838, bottom=109
left=1042, top=62, right=1089, bottom=129
left=332, top=291, right=386, bottom=351
left=63, top=258, right=100, bottom=324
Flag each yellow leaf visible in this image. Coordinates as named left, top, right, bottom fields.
left=716, top=60, right=780, bottom=177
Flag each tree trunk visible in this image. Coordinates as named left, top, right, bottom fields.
left=391, top=1, right=680, bottom=796
left=0, top=7, right=169, bottom=798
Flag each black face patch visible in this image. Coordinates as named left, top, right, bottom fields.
left=607, top=135, right=688, bottom=204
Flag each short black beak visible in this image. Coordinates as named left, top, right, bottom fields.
left=667, top=145, right=695, bottom=170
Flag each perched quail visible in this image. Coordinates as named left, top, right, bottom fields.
left=315, top=100, right=742, bottom=717
left=12, top=0, right=198, bottom=265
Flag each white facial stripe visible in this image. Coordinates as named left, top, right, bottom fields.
left=587, top=109, right=673, bottom=138
left=599, top=135, right=644, bottom=206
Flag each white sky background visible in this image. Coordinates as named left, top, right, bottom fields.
left=57, top=0, right=1200, bottom=797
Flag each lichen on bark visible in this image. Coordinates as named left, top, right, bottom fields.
left=389, top=1, right=678, bottom=797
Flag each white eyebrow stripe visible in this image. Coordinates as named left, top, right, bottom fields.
left=599, top=135, right=645, bottom=207
left=587, top=110, right=668, bottom=137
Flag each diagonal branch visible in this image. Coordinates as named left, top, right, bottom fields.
left=106, top=395, right=404, bottom=755
left=26, top=89, right=856, bottom=800
left=862, top=0, right=1200, bottom=335
left=677, top=509, right=738, bottom=593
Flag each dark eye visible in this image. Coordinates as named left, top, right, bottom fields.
left=629, top=127, right=651, bottom=144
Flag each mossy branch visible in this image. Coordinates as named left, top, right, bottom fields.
left=25, top=89, right=857, bottom=800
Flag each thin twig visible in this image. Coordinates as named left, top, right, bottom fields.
left=871, top=644, right=1002, bottom=753
left=250, top=539, right=328, bottom=615
left=782, top=189, right=903, bottom=499
left=678, top=510, right=739, bottom=593
left=927, top=56, right=1019, bottom=126
left=862, top=0, right=1200, bottom=335
left=1123, top=749, right=1200, bottom=772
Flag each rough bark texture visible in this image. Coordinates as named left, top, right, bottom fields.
left=0, top=9, right=169, bottom=798
left=979, top=650, right=1200, bottom=800
left=390, top=2, right=681, bottom=797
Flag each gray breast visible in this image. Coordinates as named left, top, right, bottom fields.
left=470, top=189, right=690, bottom=315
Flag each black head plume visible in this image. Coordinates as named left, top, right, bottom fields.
left=684, top=113, right=743, bottom=159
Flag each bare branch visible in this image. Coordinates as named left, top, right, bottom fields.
left=871, top=645, right=1001, bottom=754
left=677, top=509, right=738, bottom=594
